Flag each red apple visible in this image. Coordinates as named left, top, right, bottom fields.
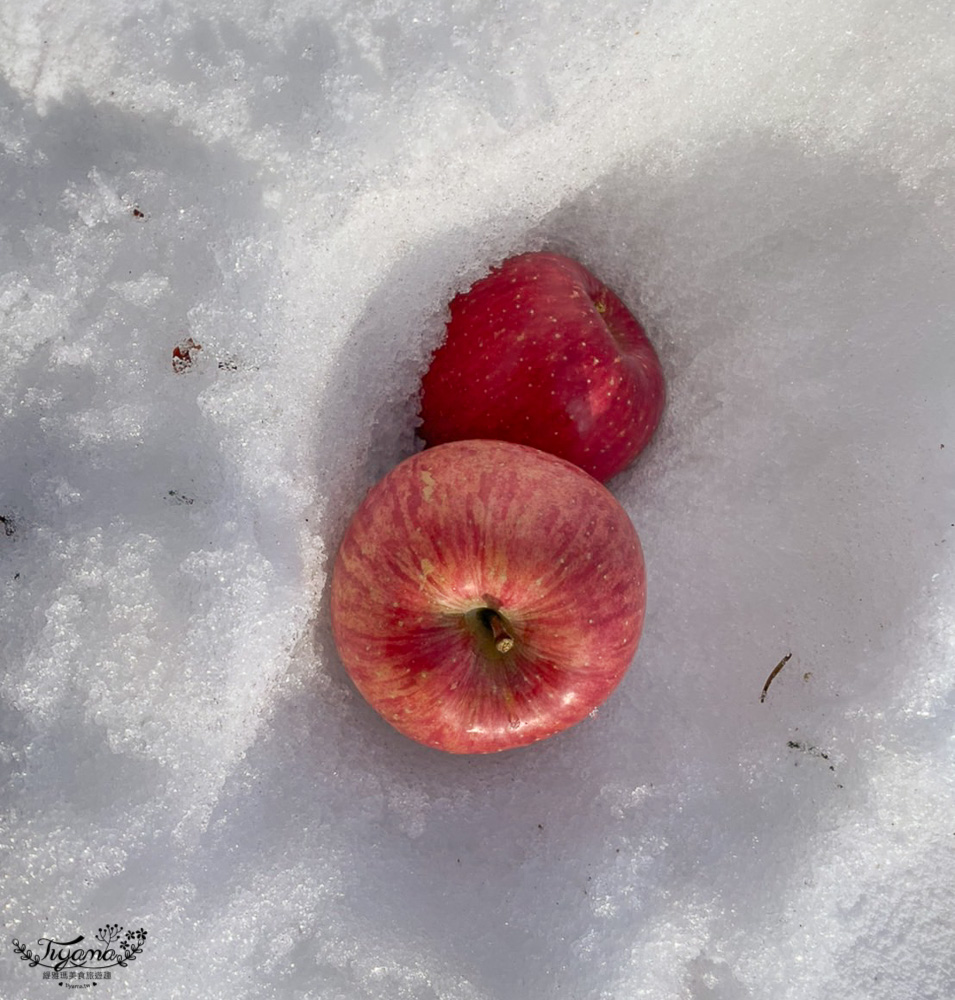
left=329, top=439, right=646, bottom=753
left=419, top=251, right=665, bottom=483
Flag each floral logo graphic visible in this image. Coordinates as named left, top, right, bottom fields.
left=12, top=923, right=148, bottom=986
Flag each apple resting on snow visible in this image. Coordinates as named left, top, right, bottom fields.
left=419, top=252, right=665, bottom=483
left=330, top=439, right=646, bottom=753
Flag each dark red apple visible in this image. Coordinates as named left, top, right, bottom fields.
left=329, top=439, right=646, bottom=753
left=419, top=251, right=665, bottom=483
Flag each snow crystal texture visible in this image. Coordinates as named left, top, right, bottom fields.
left=1, top=1, right=953, bottom=998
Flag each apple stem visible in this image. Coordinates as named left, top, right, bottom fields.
left=465, top=606, right=517, bottom=657
left=488, top=612, right=514, bottom=653
left=486, top=611, right=515, bottom=654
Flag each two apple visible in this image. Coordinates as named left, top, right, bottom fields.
left=330, top=252, right=665, bottom=753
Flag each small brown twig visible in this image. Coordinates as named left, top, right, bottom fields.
left=760, top=652, right=792, bottom=703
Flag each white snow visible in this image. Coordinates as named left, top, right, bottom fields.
left=1, top=1, right=953, bottom=998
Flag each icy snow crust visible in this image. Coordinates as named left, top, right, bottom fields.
left=1, top=1, right=953, bottom=998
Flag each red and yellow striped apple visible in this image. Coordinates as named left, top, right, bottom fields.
left=329, top=439, right=646, bottom=753
left=419, top=252, right=665, bottom=483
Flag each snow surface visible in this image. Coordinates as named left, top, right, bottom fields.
left=1, top=1, right=954, bottom=998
